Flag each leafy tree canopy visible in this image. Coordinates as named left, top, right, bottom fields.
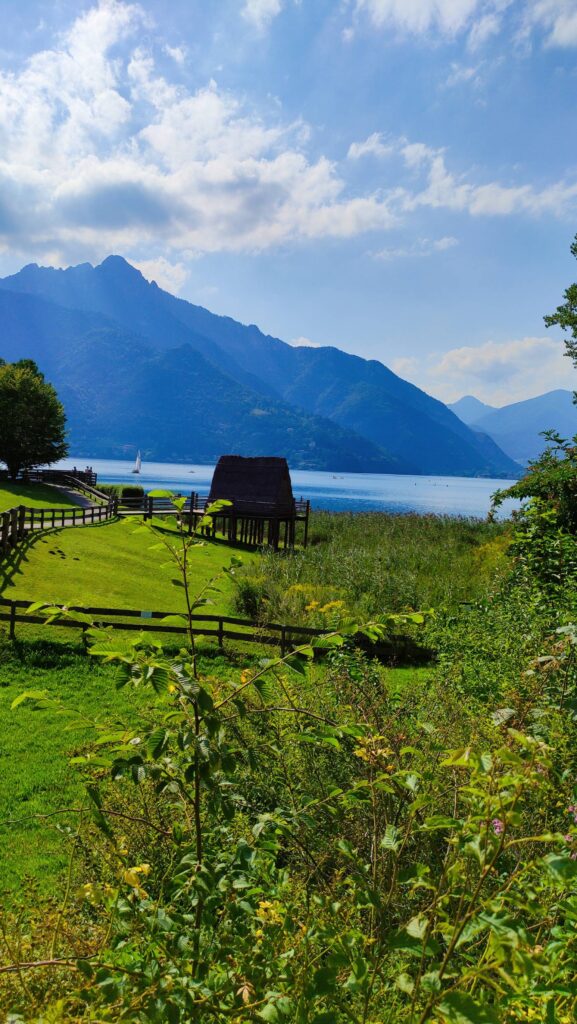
left=0, top=359, right=68, bottom=479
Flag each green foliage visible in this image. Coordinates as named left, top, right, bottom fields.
left=0, top=360, right=68, bottom=479
left=543, top=232, right=577, bottom=379
left=493, top=433, right=577, bottom=535
left=96, top=483, right=144, bottom=499
left=3, top=494, right=577, bottom=1022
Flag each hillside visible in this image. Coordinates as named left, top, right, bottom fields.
left=450, top=389, right=575, bottom=464
left=0, top=257, right=521, bottom=477
left=449, top=395, right=496, bottom=425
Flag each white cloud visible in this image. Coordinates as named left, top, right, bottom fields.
left=522, top=0, right=577, bottom=47
left=443, top=62, right=483, bottom=87
left=373, top=236, right=458, bottom=259
left=467, top=12, right=503, bottom=48
left=400, top=336, right=573, bottom=404
left=131, top=256, right=188, bottom=292
left=290, top=335, right=324, bottom=347
left=352, top=0, right=577, bottom=48
left=1, top=1, right=577, bottom=269
left=347, top=132, right=394, bottom=159
left=242, top=0, right=283, bottom=32
left=391, top=356, right=419, bottom=377
left=164, top=44, right=187, bottom=64
left=354, top=0, right=481, bottom=36
left=399, top=142, right=577, bottom=217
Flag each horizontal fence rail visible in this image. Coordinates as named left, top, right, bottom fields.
left=0, top=598, right=327, bottom=654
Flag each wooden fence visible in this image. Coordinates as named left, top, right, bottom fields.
left=0, top=500, right=117, bottom=558
left=117, top=492, right=311, bottom=549
left=0, top=597, right=325, bottom=653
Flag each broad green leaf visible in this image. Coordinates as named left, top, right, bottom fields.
left=436, top=991, right=499, bottom=1023
left=160, top=615, right=189, bottom=628
left=544, top=854, right=577, bottom=883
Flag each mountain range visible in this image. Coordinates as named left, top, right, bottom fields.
left=0, top=256, right=521, bottom=477
left=449, top=390, right=575, bottom=465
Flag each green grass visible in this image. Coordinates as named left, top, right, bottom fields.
left=1, top=518, right=249, bottom=616
left=235, top=510, right=512, bottom=623
left=0, top=481, right=81, bottom=512
left=0, top=639, right=147, bottom=891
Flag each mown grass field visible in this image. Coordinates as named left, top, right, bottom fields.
left=1, top=517, right=247, bottom=615
left=0, top=481, right=80, bottom=512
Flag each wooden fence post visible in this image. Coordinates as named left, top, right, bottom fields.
left=9, top=601, right=16, bottom=640
left=10, top=508, right=18, bottom=547
left=1, top=512, right=8, bottom=556
left=18, top=505, right=26, bottom=540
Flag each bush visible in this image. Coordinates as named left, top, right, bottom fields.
left=96, top=483, right=144, bottom=499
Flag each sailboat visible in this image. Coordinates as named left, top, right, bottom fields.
left=132, top=450, right=142, bottom=474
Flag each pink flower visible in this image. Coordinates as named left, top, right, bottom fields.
left=492, top=818, right=504, bottom=836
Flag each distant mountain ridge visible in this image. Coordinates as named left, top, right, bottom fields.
left=0, top=256, right=521, bottom=477
left=450, top=390, right=575, bottom=465
left=449, top=395, right=496, bottom=425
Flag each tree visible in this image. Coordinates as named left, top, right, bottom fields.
left=0, top=359, right=68, bottom=479
left=544, top=233, right=577, bottom=382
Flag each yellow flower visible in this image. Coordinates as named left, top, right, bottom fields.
left=241, top=669, right=251, bottom=684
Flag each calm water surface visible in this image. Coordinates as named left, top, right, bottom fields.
left=55, top=458, right=519, bottom=519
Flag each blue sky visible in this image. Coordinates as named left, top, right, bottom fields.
left=0, top=0, right=576, bottom=405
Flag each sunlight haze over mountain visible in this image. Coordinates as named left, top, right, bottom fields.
left=0, top=0, right=575, bottom=404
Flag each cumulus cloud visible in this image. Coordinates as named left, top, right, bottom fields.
left=1, top=0, right=577, bottom=269
left=400, top=336, right=573, bottom=404
left=131, top=256, right=189, bottom=292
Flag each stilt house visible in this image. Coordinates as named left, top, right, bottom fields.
left=199, top=455, right=309, bottom=549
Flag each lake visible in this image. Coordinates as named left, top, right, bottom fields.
left=55, top=457, right=519, bottom=519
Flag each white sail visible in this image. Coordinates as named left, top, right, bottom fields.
left=132, top=450, right=142, bottom=474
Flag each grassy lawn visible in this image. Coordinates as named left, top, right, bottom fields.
left=0, top=639, right=147, bottom=891
left=0, top=481, right=81, bottom=512
left=1, top=517, right=249, bottom=616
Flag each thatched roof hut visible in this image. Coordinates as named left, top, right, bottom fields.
left=208, top=456, right=295, bottom=516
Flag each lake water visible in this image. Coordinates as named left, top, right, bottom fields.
left=55, top=457, right=519, bottom=519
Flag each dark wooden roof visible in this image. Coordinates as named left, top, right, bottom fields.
left=208, top=456, right=295, bottom=515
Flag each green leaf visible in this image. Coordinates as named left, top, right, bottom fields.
left=543, top=854, right=577, bottom=883
left=381, top=824, right=401, bottom=851
left=148, top=489, right=174, bottom=499
left=423, top=815, right=461, bottom=831
left=160, top=615, right=189, bottom=628
left=11, top=689, right=49, bottom=709
left=436, top=991, right=499, bottom=1023
left=258, top=1004, right=280, bottom=1021
left=396, top=972, right=414, bottom=995
left=147, top=728, right=169, bottom=759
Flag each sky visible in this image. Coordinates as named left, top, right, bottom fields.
left=0, top=0, right=576, bottom=406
